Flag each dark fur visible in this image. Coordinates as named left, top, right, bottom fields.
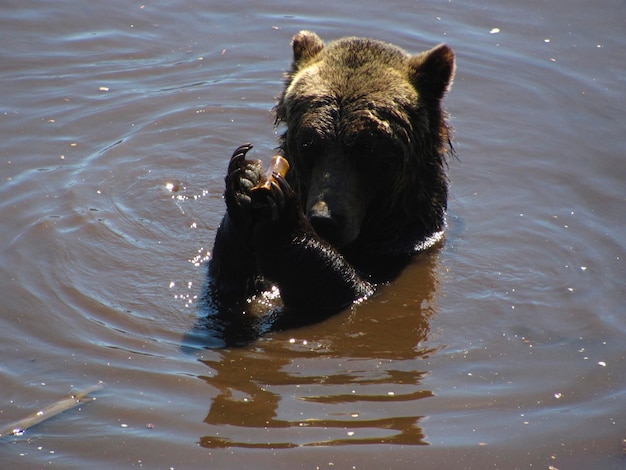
left=275, top=31, right=454, bottom=255
left=207, top=31, right=455, bottom=336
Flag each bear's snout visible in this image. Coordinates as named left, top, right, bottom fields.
left=308, top=199, right=344, bottom=246
left=305, top=166, right=366, bottom=248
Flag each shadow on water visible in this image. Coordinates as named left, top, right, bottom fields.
left=183, top=247, right=443, bottom=448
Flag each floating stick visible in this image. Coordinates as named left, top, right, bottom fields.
left=0, top=383, right=104, bottom=437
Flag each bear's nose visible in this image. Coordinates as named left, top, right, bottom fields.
left=308, top=200, right=342, bottom=245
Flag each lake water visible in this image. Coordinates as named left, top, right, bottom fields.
left=1, top=0, right=625, bottom=468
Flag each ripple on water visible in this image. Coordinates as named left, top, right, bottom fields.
left=1, top=0, right=626, bottom=468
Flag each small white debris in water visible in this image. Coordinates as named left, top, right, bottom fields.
left=490, top=28, right=500, bottom=34
left=598, top=361, right=607, bottom=367
left=554, top=392, right=562, bottom=399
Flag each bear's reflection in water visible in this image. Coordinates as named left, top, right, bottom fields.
left=195, top=250, right=441, bottom=448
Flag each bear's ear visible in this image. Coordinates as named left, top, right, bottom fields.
left=408, top=44, right=455, bottom=100
left=291, top=30, right=325, bottom=69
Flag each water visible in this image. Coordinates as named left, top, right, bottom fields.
left=1, top=0, right=625, bottom=468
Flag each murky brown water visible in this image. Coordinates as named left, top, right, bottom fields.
left=1, top=0, right=625, bottom=468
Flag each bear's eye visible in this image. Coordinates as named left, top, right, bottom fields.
left=296, top=130, right=326, bottom=159
left=301, top=140, right=320, bottom=153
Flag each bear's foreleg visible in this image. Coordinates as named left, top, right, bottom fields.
left=251, top=172, right=374, bottom=314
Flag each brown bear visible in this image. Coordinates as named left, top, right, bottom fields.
left=208, top=31, right=455, bottom=334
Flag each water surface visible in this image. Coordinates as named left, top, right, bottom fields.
left=1, top=0, right=625, bottom=468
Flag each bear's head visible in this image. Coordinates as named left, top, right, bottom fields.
left=275, top=31, right=455, bottom=255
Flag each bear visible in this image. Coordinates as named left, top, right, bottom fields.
left=207, top=31, right=455, bottom=335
